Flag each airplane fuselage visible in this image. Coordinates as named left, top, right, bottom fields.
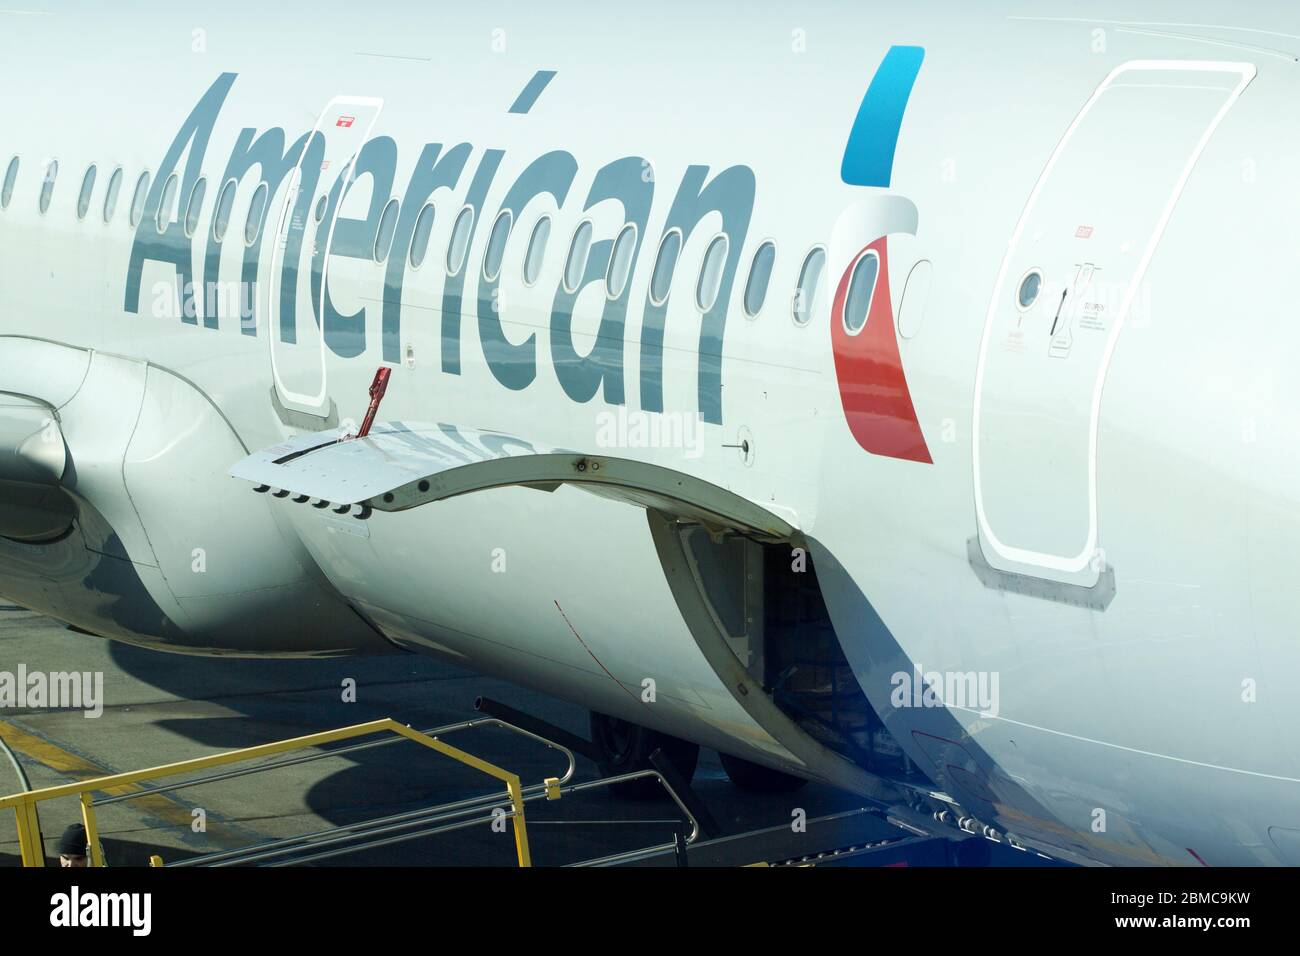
left=2, top=2, right=1300, bottom=866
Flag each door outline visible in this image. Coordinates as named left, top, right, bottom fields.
left=268, top=94, right=384, bottom=415
left=971, top=59, right=1255, bottom=575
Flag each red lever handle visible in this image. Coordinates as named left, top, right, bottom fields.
left=356, top=367, right=391, bottom=439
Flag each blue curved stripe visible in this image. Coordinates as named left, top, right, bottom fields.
left=509, top=70, right=557, bottom=114
left=841, top=45, right=925, bottom=188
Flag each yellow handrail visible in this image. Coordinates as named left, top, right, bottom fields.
left=0, top=718, right=532, bottom=867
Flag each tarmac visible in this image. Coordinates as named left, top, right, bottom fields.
left=0, top=604, right=896, bottom=867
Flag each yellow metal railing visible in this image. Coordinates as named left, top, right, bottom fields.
left=0, top=718, right=532, bottom=867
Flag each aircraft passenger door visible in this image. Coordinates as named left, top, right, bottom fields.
left=972, top=61, right=1254, bottom=587
left=267, top=96, right=383, bottom=417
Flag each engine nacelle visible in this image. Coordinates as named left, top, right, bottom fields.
left=0, top=338, right=393, bottom=657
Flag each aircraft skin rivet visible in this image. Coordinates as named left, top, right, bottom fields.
left=383, top=493, right=395, bottom=503
left=590, top=461, right=600, bottom=472
left=418, top=480, right=430, bottom=493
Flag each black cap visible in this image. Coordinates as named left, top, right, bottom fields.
left=57, top=823, right=87, bottom=857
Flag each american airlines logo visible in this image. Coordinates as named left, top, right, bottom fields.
left=124, top=47, right=930, bottom=439
left=123, top=72, right=756, bottom=427
left=832, top=45, right=933, bottom=464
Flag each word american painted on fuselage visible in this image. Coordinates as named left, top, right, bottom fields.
left=122, top=72, right=753, bottom=425
left=123, top=46, right=927, bottom=441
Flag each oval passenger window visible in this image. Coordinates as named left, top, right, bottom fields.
left=842, top=251, right=880, bottom=334
left=696, top=235, right=729, bottom=312
left=102, top=167, right=123, bottom=223
left=649, top=230, right=682, bottom=305
left=743, top=241, right=775, bottom=317
left=76, top=165, right=97, bottom=221
left=409, top=202, right=435, bottom=269
left=446, top=205, right=475, bottom=275
left=563, top=220, right=593, bottom=292
left=606, top=223, right=637, bottom=298
left=523, top=215, right=550, bottom=285
left=483, top=210, right=512, bottom=281
left=793, top=247, right=826, bottom=326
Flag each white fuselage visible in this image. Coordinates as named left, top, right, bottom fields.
left=2, top=1, right=1299, bottom=866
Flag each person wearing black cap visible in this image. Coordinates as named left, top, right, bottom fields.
left=57, top=823, right=89, bottom=867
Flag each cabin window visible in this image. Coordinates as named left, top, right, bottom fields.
left=792, top=246, right=826, bottom=326
left=522, top=215, right=550, bottom=286
left=446, top=205, right=475, bottom=275
left=243, top=182, right=268, bottom=246
left=649, top=228, right=683, bottom=305
left=409, top=202, right=435, bottom=269
left=38, top=160, right=58, bottom=215
left=0, top=156, right=17, bottom=210
left=101, top=167, right=122, bottom=223
left=695, top=234, right=728, bottom=312
left=212, top=178, right=237, bottom=241
left=743, top=241, right=776, bottom=318
left=606, top=223, right=637, bottom=298
left=374, top=198, right=400, bottom=263
left=563, top=220, right=593, bottom=293
left=842, top=250, right=879, bottom=335
left=128, top=171, right=151, bottom=228
left=76, top=165, right=97, bottom=221
left=183, top=178, right=207, bottom=238
left=483, top=209, right=512, bottom=281
left=156, top=173, right=180, bottom=234
left=1017, top=269, right=1042, bottom=311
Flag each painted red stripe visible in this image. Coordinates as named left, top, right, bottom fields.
left=830, top=237, right=932, bottom=464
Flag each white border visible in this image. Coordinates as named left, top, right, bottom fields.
left=269, top=94, right=384, bottom=415
left=647, top=227, right=684, bottom=307
left=1014, top=266, right=1044, bottom=313
left=841, top=247, right=881, bottom=336
left=561, top=217, right=594, bottom=294
left=38, top=158, right=59, bottom=216
left=445, top=203, right=476, bottom=276
left=971, top=59, right=1255, bottom=574
left=741, top=238, right=777, bottom=319
left=155, top=171, right=180, bottom=234
left=128, top=169, right=152, bottom=229
left=76, top=164, right=97, bottom=222
left=101, top=166, right=123, bottom=224
left=243, top=182, right=270, bottom=247
left=791, top=244, right=827, bottom=327
left=407, top=201, right=437, bottom=272
left=521, top=213, right=550, bottom=287
left=481, top=207, right=513, bottom=282
left=182, top=176, right=206, bottom=239
left=694, top=233, right=730, bottom=312
left=374, top=197, right=401, bottom=264
left=605, top=221, right=639, bottom=300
